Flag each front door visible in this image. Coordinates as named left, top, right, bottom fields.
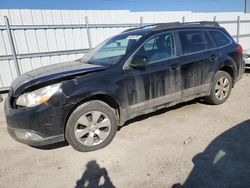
left=121, top=32, right=182, bottom=115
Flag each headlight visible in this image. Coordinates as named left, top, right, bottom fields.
left=16, top=83, right=61, bottom=107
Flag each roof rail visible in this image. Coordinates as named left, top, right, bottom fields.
left=153, top=22, right=182, bottom=30
left=153, top=21, right=220, bottom=30
left=182, top=21, right=220, bottom=27
left=122, top=21, right=220, bottom=33
left=122, top=23, right=159, bottom=33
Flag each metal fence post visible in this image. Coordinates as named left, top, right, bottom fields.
left=85, top=16, right=92, bottom=50
left=182, top=16, right=185, bottom=23
left=244, top=0, right=247, bottom=13
left=182, top=16, right=186, bottom=23
left=4, top=16, right=21, bottom=75
left=237, top=16, right=240, bottom=43
left=140, top=16, right=144, bottom=27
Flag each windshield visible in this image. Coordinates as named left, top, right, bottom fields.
left=81, top=34, right=142, bottom=65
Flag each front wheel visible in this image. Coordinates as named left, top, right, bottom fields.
left=205, top=71, right=232, bottom=105
left=65, top=100, right=118, bottom=152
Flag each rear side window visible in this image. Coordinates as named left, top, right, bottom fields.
left=179, top=30, right=206, bottom=54
left=210, top=31, right=231, bottom=47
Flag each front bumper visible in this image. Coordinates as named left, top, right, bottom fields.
left=4, top=96, right=68, bottom=146
left=7, top=127, right=64, bottom=146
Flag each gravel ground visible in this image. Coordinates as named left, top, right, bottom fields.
left=0, top=72, right=249, bottom=188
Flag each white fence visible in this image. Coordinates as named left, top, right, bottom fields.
left=0, top=9, right=250, bottom=90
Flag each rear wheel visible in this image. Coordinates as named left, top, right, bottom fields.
left=205, top=71, right=232, bottom=105
left=65, top=100, right=118, bottom=152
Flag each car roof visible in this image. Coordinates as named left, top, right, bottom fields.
left=122, top=21, right=221, bottom=36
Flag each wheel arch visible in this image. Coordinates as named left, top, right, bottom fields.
left=64, top=93, right=122, bottom=132
left=219, top=65, right=235, bottom=84
left=218, top=58, right=237, bottom=85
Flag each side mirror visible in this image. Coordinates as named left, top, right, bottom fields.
left=130, top=55, right=148, bottom=68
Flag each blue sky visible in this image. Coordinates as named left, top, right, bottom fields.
left=0, top=0, right=249, bottom=12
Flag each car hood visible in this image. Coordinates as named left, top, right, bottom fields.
left=11, top=60, right=106, bottom=96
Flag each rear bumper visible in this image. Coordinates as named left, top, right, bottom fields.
left=236, top=58, right=246, bottom=82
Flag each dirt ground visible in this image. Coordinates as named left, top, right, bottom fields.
left=0, top=72, right=250, bottom=188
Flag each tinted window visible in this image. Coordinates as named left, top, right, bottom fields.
left=179, top=30, right=206, bottom=54
left=210, top=31, right=231, bottom=47
left=135, top=33, right=176, bottom=63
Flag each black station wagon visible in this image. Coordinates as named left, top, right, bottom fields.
left=5, top=21, right=245, bottom=152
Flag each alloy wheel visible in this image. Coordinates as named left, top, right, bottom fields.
left=215, top=77, right=230, bottom=100
left=74, top=111, right=111, bottom=146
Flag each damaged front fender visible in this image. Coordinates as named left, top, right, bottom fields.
left=11, top=61, right=106, bottom=97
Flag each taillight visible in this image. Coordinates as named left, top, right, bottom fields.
left=236, top=44, right=243, bottom=54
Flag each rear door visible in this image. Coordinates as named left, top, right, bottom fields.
left=177, top=29, right=217, bottom=97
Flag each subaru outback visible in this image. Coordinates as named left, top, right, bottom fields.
left=5, top=21, right=245, bottom=152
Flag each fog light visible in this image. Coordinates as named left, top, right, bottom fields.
left=14, top=129, right=43, bottom=141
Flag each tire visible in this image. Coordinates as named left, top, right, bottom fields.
left=205, top=71, right=232, bottom=105
left=65, top=100, right=118, bottom=152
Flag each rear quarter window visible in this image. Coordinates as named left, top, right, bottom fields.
left=210, top=30, right=231, bottom=47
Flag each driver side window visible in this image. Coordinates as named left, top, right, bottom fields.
left=135, top=32, right=176, bottom=63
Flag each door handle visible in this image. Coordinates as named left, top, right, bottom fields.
left=209, top=54, right=218, bottom=62
left=169, top=63, right=180, bottom=70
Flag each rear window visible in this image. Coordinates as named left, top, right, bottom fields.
left=210, top=31, right=231, bottom=47
left=179, top=30, right=206, bottom=54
